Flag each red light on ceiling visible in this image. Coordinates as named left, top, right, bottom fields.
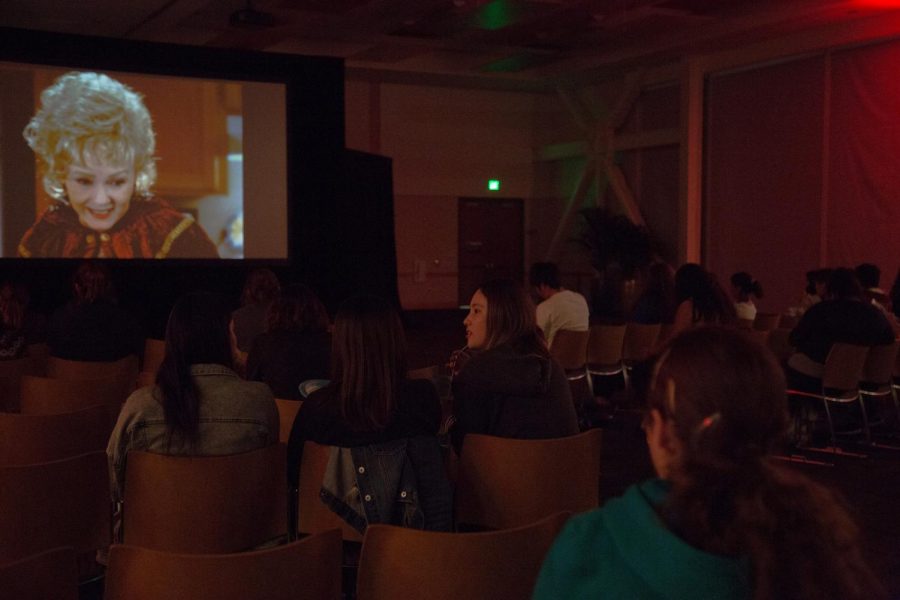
left=852, top=0, right=900, bottom=7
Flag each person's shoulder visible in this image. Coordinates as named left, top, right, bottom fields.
left=122, top=385, right=163, bottom=417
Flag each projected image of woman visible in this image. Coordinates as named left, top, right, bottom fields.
left=18, top=72, right=219, bottom=258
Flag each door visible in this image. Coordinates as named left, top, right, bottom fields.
left=458, top=197, right=524, bottom=306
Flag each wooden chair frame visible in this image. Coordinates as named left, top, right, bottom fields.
left=357, top=512, right=570, bottom=600
left=105, top=529, right=342, bottom=600
left=0, top=546, right=78, bottom=600
left=455, top=429, right=601, bottom=530
left=0, top=405, right=108, bottom=466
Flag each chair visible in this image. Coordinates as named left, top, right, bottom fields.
left=122, top=444, right=286, bottom=553
left=622, top=322, right=661, bottom=378
left=105, top=529, right=342, bottom=600
left=356, top=512, right=570, bottom=600
left=0, top=452, right=110, bottom=564
left=585, top=324, right=626, bottom=380
left=743, top=328, right=770, bottom=347
left=736, top=318, right=754, bottom=330
left=0, top=406, right=108, bottom=466
left=275, top=398, right=302, bottom=444
left=19, top=375, right=129, bottom=431
left=859, top=340, right=900, bottom=437
left=46, top=355, right=139, bottom=391
left=289, top=441, right=363, bottom=542
left=135, top=371, right=155, bottom=388
left=141, top=339, right=166, bottom=375
left=25, top=343, right=50, bottom=372
left=455, top=429, right=601, bottom=530
left=550, top=328, right=592, bottom=400
left=753, top=312, right=780, bottom=331
left=0, top=546, right=78, bottom=600
left=788, top=343, right=869, bottom=454
left=0, top=356, right=41, bottom=412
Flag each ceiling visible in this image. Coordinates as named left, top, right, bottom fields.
left=2, top=0, right=899, bottom=89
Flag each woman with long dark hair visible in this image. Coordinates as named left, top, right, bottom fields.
left=107, top=292, right=278, bottom=504
left=730, top=271, right=763, bottom=321
left=669, top=263, right=734, bottom=339
left=533, top=326, right=883, bottom=600
left=246, top=283, right=331, bottom=400
left=451, top=278, right=578, bottom=453
left=286, top=294, right=450, bottom=532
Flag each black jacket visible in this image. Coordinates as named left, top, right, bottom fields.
left=451, top=342, right=579, bottom=453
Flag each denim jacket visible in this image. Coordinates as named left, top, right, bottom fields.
left=316, top=435, right=452, bottom=534
left=107, top=363, right=279, bottom=504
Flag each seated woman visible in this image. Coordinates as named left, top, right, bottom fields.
left=286, top=294, right=450, bottom=533
left=730, top=271, right=763, bottom=322
left=47, top=261, right=142, bottom=361
left=246, top=283, right=331, bottom=400
left=668, top=263, right=735, bottom=339
left=18, top=71, right=218, bottom=258
left=107, top=292, right=278, bottom=509
left=533, top=326, right=883, bottom=600
left=450, top=278, right=579, bottom=453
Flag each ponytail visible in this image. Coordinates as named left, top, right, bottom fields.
left=664, top=458, right=881, bottom=600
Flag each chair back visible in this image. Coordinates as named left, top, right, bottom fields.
left=586, top=324, right=625, bottom=367
left=19, top=375, right=128, bottom=431
left=753, top=312, right=780, bottom=331
left=0, top=406, right=108, bottom=466
left=0, top=357, right=41, bottom=412
left=455, top=429, right=601, bottom=530
left=0, top=547, right=77, bottom=600
left=357, top=512, right=570, bottom=600
left=275, top=398, right=302, bottom=444
left=122, top=444, right=285, bottom=553
left=743, top=329, right=770, bottom=347
left=550, top=329, right=589, bottom=370
left=622, top=322, right=661, bottom=363
left=822, top=343, right=868, bottom=392
left=141, top=339, right=166, bottom=376
left=25, top=344, right=50, bottom=372
left=46, top=355, right=139, bottom=389
left=861, top=340, right=900, bottom=386
left=135, top=371, right=156, bottom=389
left=105, top=529, right=342, bottom=600
left=293, top=441, right=363, bottom=542
left=736, top=318, right=754, bottom=330
left=0, top=452, right=110, bottom=563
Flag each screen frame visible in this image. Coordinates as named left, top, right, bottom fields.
left=0, top=26, right=345, bottom=266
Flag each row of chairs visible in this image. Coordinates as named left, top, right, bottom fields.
left=788, top=339, right=900, bottom=454
left=2, top=510, right=570, bottom=600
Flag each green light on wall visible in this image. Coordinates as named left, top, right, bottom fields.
left=487, top=179, right=501, bottom=191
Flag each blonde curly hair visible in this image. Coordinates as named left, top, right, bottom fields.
left=23, top=71, right=157, bottom=201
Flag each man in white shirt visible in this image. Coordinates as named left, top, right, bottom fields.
left=530, top=262, right=590, bottom=347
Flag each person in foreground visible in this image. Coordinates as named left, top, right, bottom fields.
left=451, top=278, right=578, bottom=453
left=287, top=294, right=451, bottom=532
left=19, top=71, right=218, bottom=258
left=107, top=292, right=278, bottom=510
left=533, top=326, right=883, bottom=600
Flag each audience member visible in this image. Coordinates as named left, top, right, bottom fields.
left=855, top=262, right=899, bottom=333
left=246, top=283, right=331, bottom=400
left=730, top=271, right=763, bottom=321
left=630, top=262, right=676, bottom=325
left=529, top=262, right=589, bottom=347
left=107, top=292, right=278, bottom=507
left=47, top=261, right=142, bottom=361
left=286, top=294, right=450, bottom=532
left=787, top=268, right=894, bottom=392
left=533, top=327, right=884, bottom=600
left=797, top=268, right=831, bottom=315
left=451, top=278, right=578, bottom=453
left=0, top=282, right=26, bottom=359
left=232, top=268, right=281, bottom=356
left=669, top=263, right=735, bottom=338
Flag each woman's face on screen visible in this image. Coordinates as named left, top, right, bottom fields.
left=64, top=155, right=135, bottom=232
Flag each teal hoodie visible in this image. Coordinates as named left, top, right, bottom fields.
left=532, top=479, right=751, bottom=600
